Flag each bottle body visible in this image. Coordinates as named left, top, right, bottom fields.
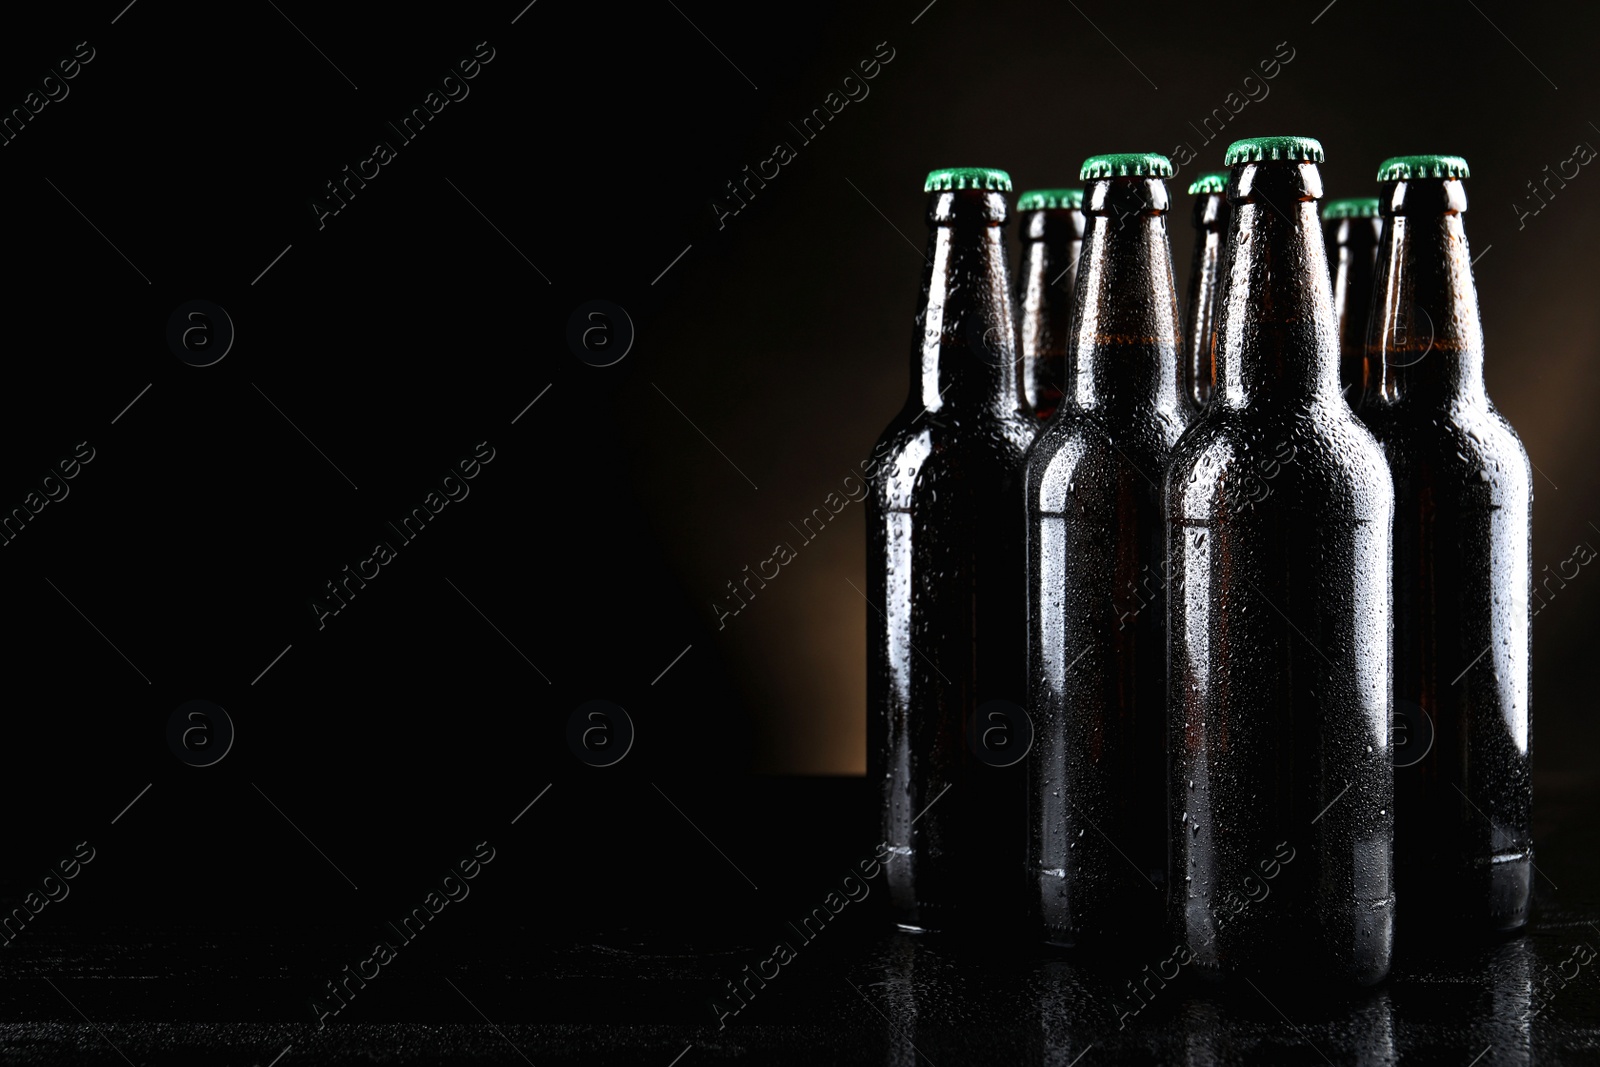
left=1166, top=152, right=1394, bottom=984
left=1358, top=174, right=1533, bottom=933
left=1025, top=172, right=1188, bottom=947
left=1018, top=202, right=1086, bottom=420
left=1375, top=401, right=1533, bottom=933
left=1168, top=405, right=1394, bottom=982
left=868, top=184, right=1035, bottom=932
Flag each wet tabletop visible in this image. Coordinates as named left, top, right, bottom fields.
left=0, top=775, right=1596, bottom=1064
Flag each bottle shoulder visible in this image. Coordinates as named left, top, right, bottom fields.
left=874, top=404, right=1021, bottom=453
left=1025, top=403, right=1183, bottom=491
left=869, top=405, right=1031, bottom=508
left=1174, top=400, right=1382, bottom=462
left=1169, top=401, right=1393, bottom=519
left=1364, top=398, right=1532, bottom=504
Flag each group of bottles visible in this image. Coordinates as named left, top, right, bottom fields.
left=865, top=136, right=1532, bottom=985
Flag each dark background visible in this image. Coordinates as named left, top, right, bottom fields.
left=0, top=0, right=1596, bottom=1057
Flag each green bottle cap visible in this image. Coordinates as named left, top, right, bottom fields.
left=1016, top=188, right=1084, bottom=211
left=1223, top=136, right=1325, bottom=166
left=1187, top=171, right=1230, bottom=195
left=1375, top=154, right=1470, bottom=181
left=924, top=168, right=1013, bottom=193
left=1079, top=153, right=1174, bottom=180
left=1322, top=198, right=1382, bottom=219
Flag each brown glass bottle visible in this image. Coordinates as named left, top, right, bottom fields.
left=1323, top=198, right=1383, bottom=404
left=1358, top=155, right=1532, bottom=934
left=1024, top=153, right=1189, bottom=948
left=866, top=168, right=1036, bottom=932
left=1182, top=171, right=1230, bottom=412
left=1017, top=189, right=1086, bottom=421
left=1167, top=137, right=1394, bottom=985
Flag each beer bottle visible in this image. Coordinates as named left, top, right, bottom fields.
left=1024, top=153, right=1188, bottom=948
left=867, top=168, right=1036, bottom=932
left=1358, top=155, right=1532, bottom=933
left=1322, top=198, right=1383, bottom=404
left=1167, top=136, right=1394, bottom=984
left=1017, top=188, right=1086, bottom=421
left=1182, top=171, right=1230, bottom=411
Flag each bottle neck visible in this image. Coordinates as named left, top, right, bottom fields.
left=1332, top=217, right=1382, bottom=401
left=1184, top=193, right=1229, bottom=408
left=1214, top=161, right=1341, bottom=407
left=911, top=190, right=1026, bottom=418
left=1366, top=179, right=1486, bottom=406
left=1018, top=208, right=1085, bottom=412
left=1070, top=177, right=1184, bottom=412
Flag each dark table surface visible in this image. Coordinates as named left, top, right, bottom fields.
left=2, top=774, right=1597, bottom=1065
